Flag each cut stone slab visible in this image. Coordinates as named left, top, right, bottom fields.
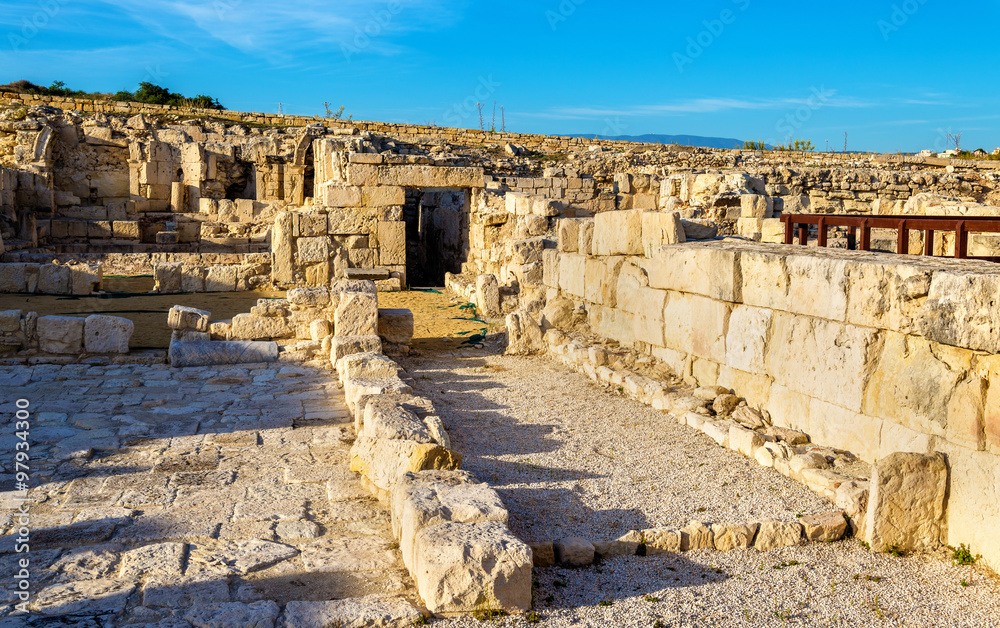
left=364, top=399, right=434, bottom=443
left=335, top=292, right=378, bottom=337
left=395, top=475, right=508, bottom=572
left=275, top=520, right=322, bottom=540
left=299, top=537, right=398, bottom=572
left=119, top=542, right=186, bottom=578
left=143, top=574, right=232, bottom=608
left=345, top=268, right=392, bottom=281
left=169, top=340, right=278, bottom=367
left=642, top=527, right=681, bottom=553
left=188, top=540, right=299, bottom=575
left=754, top=521, right=803, bottom=551
left=679, top=520, right=714, bottom=550
left=280, top=596, right=424, bottom=628
left=864, top=452, right=947, bottom=552
left=414, top=521, right=532, bottom=614
left=37, top=315, right=85, bottom=354
left=32, top=579, right=137, bottom=616
left=554, top=536, right=595, bottom=566
left=331, top=335, right=382, bottom=363
left=184, top=601, right=280, bottom=628
left=801, top=511, right=849, bottom=542
left=701, top=420, right=735, bottom=447
left=712, top=522, right=759, bottom=551
left=83, top=315, right=133, bottom=353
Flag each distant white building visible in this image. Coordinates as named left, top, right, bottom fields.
left=994, top=147, right=1000, bottom=155
left=938, top=149, right=958, bottom=158
left=918, top=149, right=933, bottom=157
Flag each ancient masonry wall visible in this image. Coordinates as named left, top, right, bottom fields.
left=535, top=220, right=1000, bottom=570
left=0, top=91, right=664, bottom=153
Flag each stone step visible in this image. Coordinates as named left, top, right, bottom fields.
left=345, top=268, right=391, bottom=281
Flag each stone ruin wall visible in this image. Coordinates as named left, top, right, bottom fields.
left=473, top=212, right=1000, bottom=571
left=1, top=95, right=999, bottom=572
left=4, top=92, right=1000, bottom=296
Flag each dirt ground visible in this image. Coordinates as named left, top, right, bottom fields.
left=377, top=289, right=502, bottom=352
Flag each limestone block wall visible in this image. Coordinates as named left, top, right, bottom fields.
left=0, top=91, right=666, bottom=155
left=270, top=207, right=404, bottom=289
left=541, top=226, right=1000, bottom=570
left=0, top=310, right=132, bottom=357
left=0, top=261, right=101, bottom=295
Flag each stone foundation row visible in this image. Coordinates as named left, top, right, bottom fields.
left=538, top=328, right=947, bottom=554
left=531, top=512, right=850, bottom=568
left=336, top=350, right=533, bottom=615
left=0, top=309, right=133, bottom=357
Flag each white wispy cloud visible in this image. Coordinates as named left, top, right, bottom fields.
left=522, top=94, right=875, bottom=121
left=91, top=0, right=460, bottom=58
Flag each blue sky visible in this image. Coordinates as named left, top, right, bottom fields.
left=2, top=0, right=999, bottom=153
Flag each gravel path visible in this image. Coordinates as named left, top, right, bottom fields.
left=400, top=346, right=1000, bottom=627
left=400, top=349, right=832, bottom=543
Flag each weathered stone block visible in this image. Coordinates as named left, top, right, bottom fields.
left=69, top=264, right=101, bottom=296
left=476, top=274, right=501, bottom=318
left=919, top=271, right=1000, bottom=354
left=554, top=537, right=595, bottom=566
left=593, top=209, right=643, bottom=256
left=297, top=236, right=331, bottom=264
left=38, top=264, right=71, bottom=294
left=505, top=310, right=544, bottom=356
left=630, top=287, right=666, bottom=347
left=84, top=315, right=133, bottom=353
left=231, top=313, right=294, bottom=340
left=0, top=264, right=26, bottom=293
left=395, top=474, right=508, bottom=572
left=864, top=452, right=947, bottom=552
left=331, top=335, right=382, bottom=363
left=679, top=521, right=714, bottom=550
left=37, top=315, right=84, bottom=354
left=800, top=512, right=848, bottom=542
left=641, top=211, right=685, bottom=257
left=863, top=332, right=963, bottom=437
left=378, top=221, right=406, bottom=266
left=288, top=287, right=330, bottom=307
left=362, top=185, right=405, bottom=207
left=168, top=305, right=210, bottom=332
left=155, top=262, right=183, bottom=294
left=413, top=521, right=532, bottom=614
left=335, top=292, right=378, bottom=337
left=765, top=312, right=879, bottom=413
left=378, top=309, right=414, bottom=344
left=712, top=523, right=758, bottom=551
left=740, top=194, right=773, bottom=218
left=753, top=521, right=802, bottom=551
left=557, top=218, right=583, bottom=252
left=323, top=185, right=363, bottom=207
left=725, top=305, right=772, bottom=374
left=558, top=253, right=586, bottom=298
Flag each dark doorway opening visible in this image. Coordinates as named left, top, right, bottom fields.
left=404, top=188, right=469, bottom=287
left=302, top=143, right=315, bottom=203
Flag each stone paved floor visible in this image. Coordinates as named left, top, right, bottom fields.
left=0, top=360, right=414, bottom=626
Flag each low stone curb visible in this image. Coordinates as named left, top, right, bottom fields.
left=528, top=512, right=850, bottom=568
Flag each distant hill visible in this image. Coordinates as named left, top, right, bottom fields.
left=568, top=133, right=749, bottom=149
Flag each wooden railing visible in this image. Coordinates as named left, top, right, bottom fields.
left=781, top=214, right=1000, bottom=261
